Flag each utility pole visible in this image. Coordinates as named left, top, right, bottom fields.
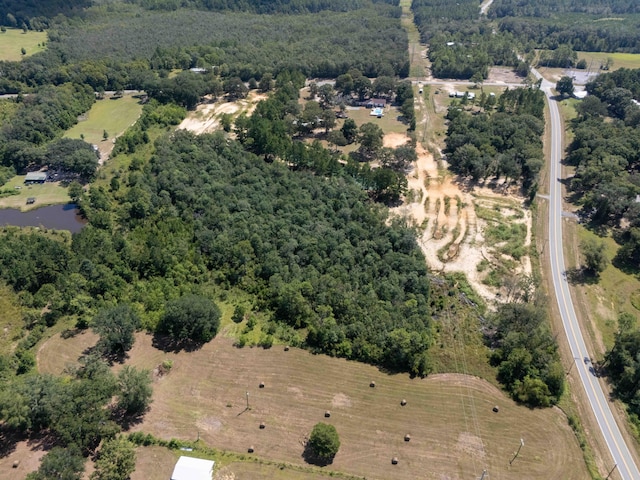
left=478, top=469, right=487, bottom=480
left=246, top=391, right=250, bottom=410
left=604, top=463, right=617, bottom=479
left=509, top=438, right=524, bottom=465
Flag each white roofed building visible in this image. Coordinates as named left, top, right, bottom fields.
left=171, top=456, right=215, bottom=480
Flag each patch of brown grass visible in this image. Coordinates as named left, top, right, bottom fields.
left=36, top=332, right=590, bottom=479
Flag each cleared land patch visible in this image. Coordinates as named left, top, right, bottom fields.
left=577, top=51, right=640, bottom=71
left=37, top=332, right=589, bottom=480
left=65, top=93, right=144, bottom=163
left=0, top=29, right=47, bottom=61
left=0, top=176, right=70, bottom=211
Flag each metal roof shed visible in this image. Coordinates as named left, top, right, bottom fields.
left=170, top=456, right=215, bottom=480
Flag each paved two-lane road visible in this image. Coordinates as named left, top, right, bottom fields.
left=543, top=76, right=640, bottom=480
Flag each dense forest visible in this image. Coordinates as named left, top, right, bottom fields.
left=490, top=0, right=640, bottom=17
left=488, top=302, right=564, bottom=407
left=411, top=0, right=518, bottom=79
left=124, top=0, right=399, bottom=13
left=444, top=87, right=545, bottom=197
left=490, top=0, right=640, bottom=53
left=0, top=1, right=408, bottom=92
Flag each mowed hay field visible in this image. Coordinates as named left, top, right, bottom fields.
left=38, top=332, right=589, bottom=480
left=64, top=94, right=144, bottom=146
left=577, top=51, right=640, bottom=71
left=0, top=29, right=47, bottom=61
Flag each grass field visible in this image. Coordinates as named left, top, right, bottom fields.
left=575, top=227, right=640, bottom=352
left=343, top=106, right=407, bottom=134
left=64, top=94, right=144, bottom=146
left=0, top=176, right=70, bottom=211
left=38, top=332, right=589, bottom=480
left=577, top=51, right=640, bottom=71
left=0, top=28, right=47, bottom=61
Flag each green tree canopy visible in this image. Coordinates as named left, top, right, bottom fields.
left=92, top=304, right=140, bottom=357
left=580, top=237, right=609, bottom=276
left=26, top=446, right=85, bottom=480
left=556, top=76, right=575, bottom=97
left=116, top=366, right=153, bottom=416
left=90, top=437, right=136, bottom=480
left=308, top=422, right=340, bottom=461
left=158, top=294, right=221, bottom=344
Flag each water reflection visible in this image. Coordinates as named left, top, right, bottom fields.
left=0, top=203, right=86, bottom=233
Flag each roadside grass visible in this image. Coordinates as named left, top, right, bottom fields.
left=0, top=176, right=70, bottom=211
left=558, top=97, right=580, bottom=122
left=64, top=94, right=144, bottom=146
left=38, top=332, right=590, bottom=480
left=575, top=227, right=640, bottom=351
left=0, top=284, right=23, bottom=354
left=577, top=51, right=640, bottom=71
left=0, top=28, right=47, bottom=61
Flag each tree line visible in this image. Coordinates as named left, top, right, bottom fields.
left=411, top=0, right=519, bottom=80
left=125, top=0, right=399, bottom=14
left=444, top=87, right=545, bottom=198
left=0, top=83, right=99, bottom=178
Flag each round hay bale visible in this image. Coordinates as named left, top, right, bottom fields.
left=370, top=381, right=376, bottom=388
left=391, top=457, right=398, bottom=465
left=492, top=405, right=499, bottom=413
left=324, top=410, right=331, bottom=418
left=248, top=446, right=254, bottom=453
left=284, top=345, right=290, bottom=351
left=259, top=382, right=265, bottom=388
left=404, top=434, right=411, bottom=442
left=259, top=422, right=266, bottom=429
left=400, top=399, right=407, bottom=406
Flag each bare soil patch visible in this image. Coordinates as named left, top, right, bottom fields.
left=391, top=141, right=532, bottom=302
left=178, top=92, right=268, bottom=135
left=383, top=133, right=408, bottom=149
left=486, top=67, right=523, bottom=85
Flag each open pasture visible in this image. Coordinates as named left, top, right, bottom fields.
left=577, top=51, right=640, bottom=72
left=0, top=176, right=69, bottom=211
left=0, top=29, right=47, bottom=61
left=64, top=93, right=144, bottom=148
left=38, top=331, right=589, bottom=480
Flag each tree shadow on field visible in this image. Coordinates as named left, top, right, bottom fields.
left=111, top=408, right=146, bottom=431
left=565, top=266, right=599, bottom=286
left=302, top=442, right=334, bottom=467
left=151, top=333, right=204, bottom=353
left=0, top=428, right=18, bottom=458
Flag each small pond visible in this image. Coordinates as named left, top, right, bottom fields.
left=0, top=203, right=86, bottom=233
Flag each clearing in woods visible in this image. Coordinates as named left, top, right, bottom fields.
left=31, top=332, right=590, bottom=480
left=0, top=28, right=47, bottom=61
left=177, top=92, right=268, bottom=135
left=65, top=93, right=145, bottom=164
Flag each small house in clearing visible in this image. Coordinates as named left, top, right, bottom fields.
left=364, top=98, right=387, bottom=109
left=24, top=172, right=47, bottom=184
left=170, top=456, right=215, bottom=480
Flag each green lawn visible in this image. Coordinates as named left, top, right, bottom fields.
left=65, top=94, right=144, bottom=145
left=577, top=51, right=640, bottom=71
left=0, top=28, right=47, bottom=61
left=0, top=175, right=70, bottom=211
left=576, top=227, right=640, bottom=350
left=344, top=106, right=408, bottom=134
